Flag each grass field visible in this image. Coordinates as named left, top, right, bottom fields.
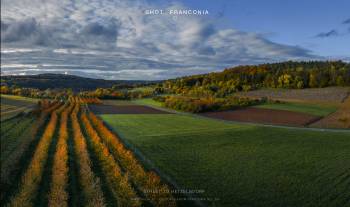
left=1, top=104, right=17, bottom=111
left=311, top=96, right=350, bottom=129
left=1, top=116, right=35, bottom=162
left=254, top=102, right=337, bottom=117
left=102, top=99, right=137, bottom=105
left=1, top=95, right=38, bottom=121
left=101, top=113, right=350, bottom=207
left=0, top=94, right=39, bottom=103
left=129, top=86, right=154, bottom=92
left=132, top=98, right=164, bottom=107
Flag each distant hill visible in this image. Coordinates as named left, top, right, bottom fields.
left=1, top=74, right=156, bottom=90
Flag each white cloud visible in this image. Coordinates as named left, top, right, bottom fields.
left=1, top=0, right=319, bottom=80
left=1, top=64, right=38, bottom=68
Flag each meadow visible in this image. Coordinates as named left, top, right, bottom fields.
left=254, top=102, right=337, bottom=117
left=101, top=113, right=350, bottom=207
left=1, top=95, right=38, bottom=121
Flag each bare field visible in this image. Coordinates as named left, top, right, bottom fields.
left=234, top=87, right=350, bottom=129
left=202, top=108, right=321, bottom=127
left=236, top=87, right=349, bottom=104
left=311, top=96, right=350, bottom=129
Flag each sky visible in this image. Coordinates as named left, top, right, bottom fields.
left=1, top=0, right=349, bottom=80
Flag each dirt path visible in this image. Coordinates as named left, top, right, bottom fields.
left=310, top=92, right=350, bottom=129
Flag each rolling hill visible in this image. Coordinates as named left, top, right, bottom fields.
left=1, top=74, right=156, bottom=90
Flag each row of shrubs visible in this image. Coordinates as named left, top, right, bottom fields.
left=80, top=110, right=141, bottom=207
left=153, top=96, right=266, bottom=113
left=9, top=110, right=58, bottom=206
left=48, top=103, right=73, bottom=207
left=88, top=112, right=177, bottom=207
left=71, top=104, right=106, bottom=207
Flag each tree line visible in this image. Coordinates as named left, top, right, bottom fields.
left=153, top=96, right=267, bottom=113
left=161, top=61, right=350, bottom=97
left=1, top=61, right=349, bottom=100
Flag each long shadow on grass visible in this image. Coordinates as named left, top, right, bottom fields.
left=86, top=114, right=154, bottom=207
left=79, top=116, right=118, bottom=207
left=1, top=114, right=49, bottom=205
left=98, top=116, right=202, bottom=207
left=67, top=117, right=82, bottom=207
left=33, top=114, right=60, bottom=207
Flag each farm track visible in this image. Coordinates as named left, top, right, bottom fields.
left=311, top=93, right=350, bottom=129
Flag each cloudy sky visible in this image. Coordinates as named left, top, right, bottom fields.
left=1, top=0, right=350, bottom=80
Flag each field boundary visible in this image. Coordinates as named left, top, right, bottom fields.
left=340, top=90, right=350, bottom=103
left=135, top=101, right=350, bottom=133
left=92, top=110, right=206, bottom=207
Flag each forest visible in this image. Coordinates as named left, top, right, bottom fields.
left=161, top=61, right=350, bottom=97
left=1, top=61, right=349, bottom=101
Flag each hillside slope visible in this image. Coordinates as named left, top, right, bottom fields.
left=1, top=74, right=155, bottom=90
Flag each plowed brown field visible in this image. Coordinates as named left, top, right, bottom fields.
left=202, top=108, right=321, bottom=126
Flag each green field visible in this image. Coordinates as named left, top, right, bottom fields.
left=132, top=98, right=164, bottom=107
left=254, top=102, right=337, bottom=117
left=1, top=116, right=35, bottom=163
left=0, top=94, right=39, bottom=103
left=1, top=104, right=17, bottom=112
left=135, top=97, right=338, bottom=117
left=129, top=86, right=154, bottom=92
left=102, top=99, right=137, bottom=105
left=1, top=95, right=38, bottom=121
left=101, top=113, right=350, bottom=207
